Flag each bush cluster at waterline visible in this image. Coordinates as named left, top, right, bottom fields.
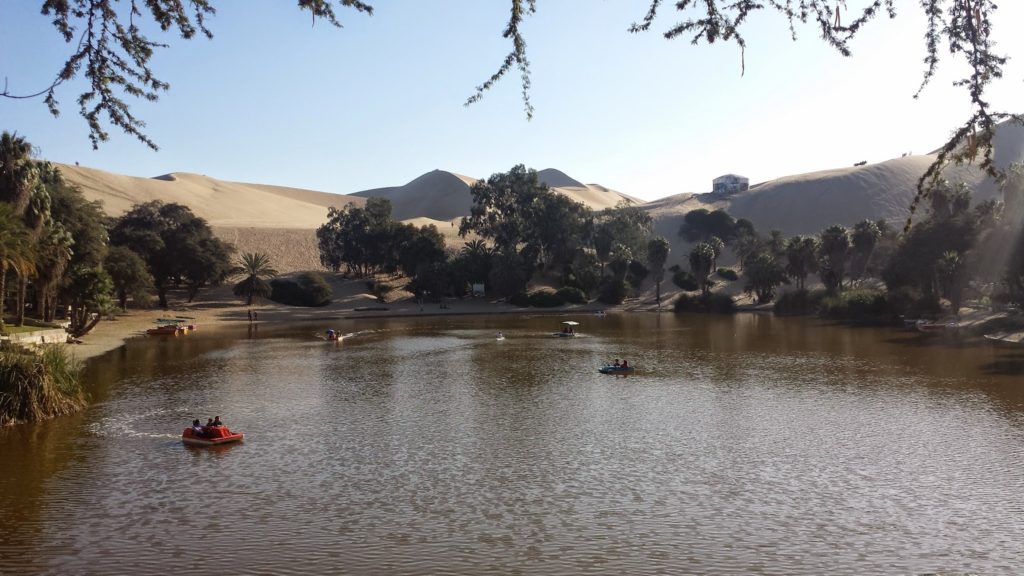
left=0, top=345, right=85, bottom=426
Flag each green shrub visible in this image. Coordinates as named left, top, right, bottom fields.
left=627, top=260, right=649, bottom=288
left=0, top=345, right=86, bottom=426
left=598, top=278, right=629, bottom=305
left=672, top=269, right=699, bottom=291
left=528, top=290, right=566, bottom=308
left=555, top=286, right=588, bottom=304
left=716, top=268, right=739, bottom=281
left=814, top=288, right=900, bottom=323
left=270, top=272, right=333, bottom=307
left=673, top=292, right=735, bottom=314
left=774, top=289, right=826, bottom=315
left=885, top=286, right=942, bottom=318
left=508, top=292, right=531, bottom=307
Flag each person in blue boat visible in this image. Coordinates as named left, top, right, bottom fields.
left=621, top=359, right=629, bottom=368
left=613, top=359, right=621, bottom=367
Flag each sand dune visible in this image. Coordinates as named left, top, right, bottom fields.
left=57, top=164, right=358, bottom=228
left=646, top=119, right=1024, bottom=249
left=350, top=170, right=477, bottom=221
left=54, top=119, right=1022, bottom=273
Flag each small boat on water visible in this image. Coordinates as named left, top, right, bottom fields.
left=147, top=323, right=184, bottom=336
left=182, top=426, right=244, bottom=447
left=553, top=321, right=580, bottom=337
left=599, top=365, right=635, bottom=375
left=147, top=317, right=196, bottom=336
left=915, top=319, right=959, bottom=333
left=496, top=332, right=505, bottom=341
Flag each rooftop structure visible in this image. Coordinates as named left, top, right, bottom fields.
left=712, top=174, right=749, bottom=194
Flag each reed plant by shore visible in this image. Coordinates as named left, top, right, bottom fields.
left=0, top=345, right=85, bottom=426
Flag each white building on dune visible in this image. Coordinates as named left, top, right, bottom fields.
left=712, top=174, right=749, bottom=194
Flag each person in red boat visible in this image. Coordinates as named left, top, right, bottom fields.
left=191, top=419, right=205, bottom=437
left=212, top=416, right=224, bottom=427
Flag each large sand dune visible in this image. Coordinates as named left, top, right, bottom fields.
left=56, top=164, right=359, bottom=228
left=645, top=119, right=1024, bottom=263
left=55, top=120, right=1023, bottom=272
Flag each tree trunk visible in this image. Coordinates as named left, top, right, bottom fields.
left=0, top=265, right=6, bottom=330
left=157, top=287, right=168, bottom=309
left=71, top=312, right=102, bottom=338
left=16, top=275, right=27, bottom=326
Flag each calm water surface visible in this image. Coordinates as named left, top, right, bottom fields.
left=2, top=313, right=1024, bottom=575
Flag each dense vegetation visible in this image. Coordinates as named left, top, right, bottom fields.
left=1, top=131, right=245, bottom=424
left=316, top=165, right=663, bottom=306
left=0, top=345, right=84, bottom=426
left=270, top=273, right=333, bottom=308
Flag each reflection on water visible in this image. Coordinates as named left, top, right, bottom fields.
left=2, top=313, right=1024, bottom=575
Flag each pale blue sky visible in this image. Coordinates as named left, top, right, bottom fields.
left=2, top=1, right=1022, bottom=201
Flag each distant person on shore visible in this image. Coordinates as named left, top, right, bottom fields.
left=247, top=309, right=252, bottom=323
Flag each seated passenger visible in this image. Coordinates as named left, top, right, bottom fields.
left=613, top=359, right=621, bottom=367
left=191, top=419, right=204, bottom=436
left=621, top=359, right=629, bottom=368
left=212, top=416, right=224, bottom=427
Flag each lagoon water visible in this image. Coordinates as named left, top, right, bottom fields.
left=2, top=313, right=1024, bottom=575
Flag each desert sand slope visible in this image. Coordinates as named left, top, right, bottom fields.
left=726, top=156, right=987, bottom=235
left=350, top=167, right=637, bottom=220
left=538, top=168, right=586, bottom=188
left=57, top=164, right=359, bottom=228
left=539, top=168, right=640, bottom=209
left=726, top=119, right=1024, bottom=235
left=350, top=170, right=477, bottom=221
left=646, top=119, right=1024, bottom=244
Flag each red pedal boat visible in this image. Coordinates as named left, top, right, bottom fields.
left=182, top=426, right=244, bottom=446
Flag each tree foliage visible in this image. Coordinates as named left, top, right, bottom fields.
left=647, top=236, right=670, bottom=306
left=744, top=253, right=788, bottom=304
left=818, top=225, right=851, bottom=292
left=784, top=235, right=819, bottom=291
left=108, top=200, right=234, bottom=307
left=105, top=246, right=152, bottom=310
left=679, top=209, right=736, bottom=244
left=231, top=252, right=278, bottom=306
left=689, top=242, right=715, bottom=297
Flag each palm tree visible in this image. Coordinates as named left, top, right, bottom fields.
left=647, top=236, right=670, bottom=307
left=0, top=203, right=37, bottom=331
left=850, top=220, right=882, bottom=283
left=0, top=132, right=37, bottom=215
left=785, top=235, right=820, bottom=291
left=818, top=225, right=851, bottom=291
left=689, top=242, right=715, bottom=297
left=14, top=177, right=54, bottom=326
left=232, top=252, right=278, bottom=306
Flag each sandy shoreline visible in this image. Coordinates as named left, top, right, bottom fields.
left=63, top=279, right=618, bottom=363
left=45, top=274, right=1024, bottom=364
